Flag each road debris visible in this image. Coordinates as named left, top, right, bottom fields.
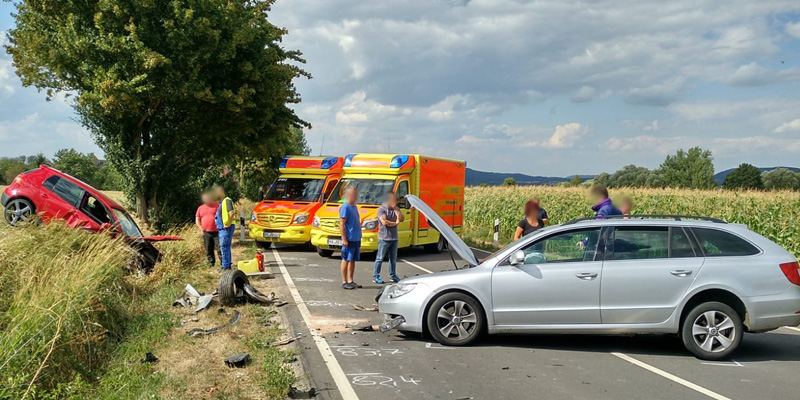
left=223, top=353, right=251, bottom=368
left=288, top=386, right=317, bottom=399
left=186, top=310, right=241, bottom=337
left=272, top=337, right=296, bottom=347
left=184, top=284, right=201, bottom=298
left=243, top=283, right=274, bottom=303
left=140, top=352, right=159, bottom=363
left=274, top=301, right=289, bottom=307
left=379, top=316, right=405, bottom=332
left=351, top=303, right=379, bottom=312
left=172, top=297, right=190, bottom=308
left=194, top=294, right=214, bottom=313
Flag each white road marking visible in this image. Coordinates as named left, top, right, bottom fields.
left=783, top=326, right=800, bottom=333
left=272, top=249, right=359, bottom=400
left=401, top=259, right=434, bottom=274
left=612, top=353, right=732, bottom=400
left=702, top=359, right=742, bottom=367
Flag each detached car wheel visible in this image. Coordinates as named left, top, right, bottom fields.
left=427, top=293, right=484, bottom=346
left=219, top=269, right=248, bottom=306
left=317, top=247, right=334, bottom=258
left=4, top=198, right=35, bottom=226
left=681, top=301, right=743, bottom=360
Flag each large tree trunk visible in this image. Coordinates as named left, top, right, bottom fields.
left=135, top=191, right=149, bottom=227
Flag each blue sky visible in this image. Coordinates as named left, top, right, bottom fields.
left=2, top=0, right=800, bottom=176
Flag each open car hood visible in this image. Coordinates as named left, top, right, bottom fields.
left=405, top=195, right=478, bottom=267
left=135, top=236, right=183, bottom=242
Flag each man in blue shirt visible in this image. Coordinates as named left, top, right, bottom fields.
left=339, top=186, right=362, bottom=289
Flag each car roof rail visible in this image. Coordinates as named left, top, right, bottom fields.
left=564, top=214, right=727, bottom=225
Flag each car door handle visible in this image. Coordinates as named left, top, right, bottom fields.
left=670, top=270, right=693, bottom=277
left=575, top=272, right=598, bottom=280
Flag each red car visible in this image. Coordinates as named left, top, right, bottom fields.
left=2, top=164, right=179, bottom=270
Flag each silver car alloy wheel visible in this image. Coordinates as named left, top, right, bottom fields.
left=436, top=300, right=477, bottom=341
left=5, top=199, right=33, bottom=226
left=692, top=310, right=737, bottom=353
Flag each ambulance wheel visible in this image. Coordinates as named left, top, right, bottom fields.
left=424, top=236, right=446, bottom=254
left=256, top=241, right=272, bottom=249
left=317, top=247, right=334, bottom=258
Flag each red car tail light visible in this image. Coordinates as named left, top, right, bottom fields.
left=779, top=261, right=800, bottom=286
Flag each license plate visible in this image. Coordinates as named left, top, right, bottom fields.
left=327, top=238, right=343, bottom=247
left=263, top=232, right=280, bottom=239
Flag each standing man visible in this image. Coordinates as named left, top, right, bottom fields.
left=373, top=191, right=404, bottom=284
left=589, top=185, right=622, bottom=219
left=195, top=192, right=221, bottom=267
left=214, top=185, right=236, bottom=270
left=339, top=186, right=361, bottom=290
left=531, top=197, right=549, bottom=225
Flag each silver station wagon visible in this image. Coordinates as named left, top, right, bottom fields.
left=378, top=195, right=800, bottom=360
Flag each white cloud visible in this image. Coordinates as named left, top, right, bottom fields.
left=728, top=62, right=800, bottom=86
left=570, top=86, right=596, bottom=103
left=786, top=21, right=800, bottom=39
left=542, top=123, right=589, bottom=149
left=774, top=119, right=800, bottom=133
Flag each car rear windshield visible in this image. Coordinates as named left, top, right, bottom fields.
left=265, top=177, right=325, bottom=202
left=691, top=227, right=759, bottom=257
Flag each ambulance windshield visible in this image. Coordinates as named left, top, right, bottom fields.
left=265, top=177, right=325, bottom=202
left=327, top=178, right=395, bottom=205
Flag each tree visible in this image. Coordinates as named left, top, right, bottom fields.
left=238, top=126, right=312, bottom=201
left=608, top=165, right=652, bottom=188
left=762, top=168, right=800, bottom=191
left=7, top=0, right=308, bottom=228
left=95, top=164, right=125, bottom=191
left=658, top=147, right=716, bottom=189
left=569, top=175, right=583, bottom=187
left=593, top=172, right=611, bottom=187
left=503, top=177, right=517, bottom=186
left=52, top=149, right=99, bottom=186
left=722, top=163, right=764, bottom=190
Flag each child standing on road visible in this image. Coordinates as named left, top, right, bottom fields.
left=339, top=186, right=361, bottom=289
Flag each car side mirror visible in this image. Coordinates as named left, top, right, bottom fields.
left=509, top=250, right=526, bottom=266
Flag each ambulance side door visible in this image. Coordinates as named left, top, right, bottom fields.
left=395, top=178, right=413, bottom=248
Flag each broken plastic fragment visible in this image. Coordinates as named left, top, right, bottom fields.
left=379, top=316, right=405, bottom=333
left=243, top=283, right=274, bottom=303
left=184, top=284, right=201, bottom=298
left=172, top=297, right=190, bottom=308
left=351, top=303, right=379, bottom=312
left=194, top=294, right=214, bottom=313
left=186, top=310, right=241, bottom=337
left=224, top=353, right=251, bottom=368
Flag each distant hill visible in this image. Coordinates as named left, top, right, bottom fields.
left=465, top=168, right=593, bottom=186
left=713, top=166, right=800, bottom=185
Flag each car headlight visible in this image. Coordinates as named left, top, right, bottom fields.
left=292, top=212, right=309, bottom=225
left=362, top=218, right=378, bottom=231
left=312, top=216, right=320, bottom=228
left=386, top=283, right=416, bottom=299
left=250, top=212, right=257, bottom=222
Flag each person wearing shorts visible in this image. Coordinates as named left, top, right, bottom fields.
left=339, top=186, right=362, bottom=289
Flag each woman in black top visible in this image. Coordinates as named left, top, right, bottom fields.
left=514, top=199, right=545, bottom=240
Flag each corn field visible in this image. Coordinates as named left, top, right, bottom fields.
left=463, top=186, right=800, bottom=258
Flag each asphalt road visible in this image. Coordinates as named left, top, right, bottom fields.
left=266, top=244, right=800, bottom=400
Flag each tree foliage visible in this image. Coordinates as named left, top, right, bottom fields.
left=502, top=177, right=516, bottom=186
left=52, top=149, right=99, bottom=186
left=722, top=163, right=764, bottom=190
left=608, top=164, right=652, bottom=188
left=762, top=168, right=800, bottom=191
left=658, top=147, right=716, bottom=189
left=7, top=0, right=308, bottom=228
left=0, top=154, right=47, bottom=184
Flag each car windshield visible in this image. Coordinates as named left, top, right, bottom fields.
left=112, top=209, right=144, bottom=238
left=265, top=177, right=325, bottom=202
left=327, top=178, right=396, bottom=205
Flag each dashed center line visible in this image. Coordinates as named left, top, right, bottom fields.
left=612, top=352, right=732, bottom=400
